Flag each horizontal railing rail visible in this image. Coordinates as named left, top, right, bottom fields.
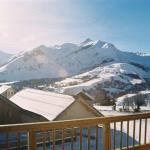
left=0, top=112, right=150, bottom=150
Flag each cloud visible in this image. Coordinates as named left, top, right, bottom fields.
left=0, top=32, right=8, bottom=38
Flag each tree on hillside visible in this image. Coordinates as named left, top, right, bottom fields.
left=145, top=95, right=150, bottom=106
left=133, top=93, right=146, bottom=111
left=121, top=93, right=146, bottom=112
left=122, top=96, right=131, bottom=111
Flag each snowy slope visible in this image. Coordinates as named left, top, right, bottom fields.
left=0, top=38, right=150, bottom=81
left=0, top=51, right=12, bottom=67
left=50, top=62, right=150, bottom=98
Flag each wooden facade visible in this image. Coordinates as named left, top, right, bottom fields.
left=0, top=85, right=15, bottom=99
left=0, top=95, right=47, bottom=124
left=54, top=98, right=102, bottom=121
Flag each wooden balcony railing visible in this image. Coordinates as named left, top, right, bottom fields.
left=0, top=113, right=150, bottom=150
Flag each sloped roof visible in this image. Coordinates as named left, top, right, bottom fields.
left=116, top=90, right=150, bottom=103
left=0, top=94, right=47, bottom=123
left=0, top=85, right=12, bottom=94
left=10, top=88, right=75, bottom=121
left=116, top=93, right=136, bottom=103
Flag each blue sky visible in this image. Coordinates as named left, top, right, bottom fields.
left=0, top=0, right=150, bottom=53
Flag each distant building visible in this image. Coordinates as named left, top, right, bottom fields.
left=0, top=85, right=15, bottom=99
left=116, top=90, right=150, bottom=111
left=5, top=88, right=102, bottom=124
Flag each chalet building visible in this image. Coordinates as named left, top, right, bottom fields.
left=0, top=94, right=45, bottom=124
left=74, top=90, right=96, bottom=105
left=0, top=85, right=15, bottom=99
left=0, top=88, right=102, bottom=124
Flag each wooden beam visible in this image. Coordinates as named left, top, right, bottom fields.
left=119, top=143, right=150, bottom=150
left=28, top=130, right=36, bottom=150
left=0, top=113, right=150, bottom=133
left=102, top=123, right=111, bottom=150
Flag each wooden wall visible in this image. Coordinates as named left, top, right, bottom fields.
left=0, top=95, right=47, bottom=124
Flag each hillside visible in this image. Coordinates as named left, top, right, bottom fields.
left=0, top=51, right=12, bottom=67
left=49, top=61, right=150, bottom=104
left=0, top=38, right=150, bottom=82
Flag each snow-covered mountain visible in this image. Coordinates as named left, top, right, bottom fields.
left=0, top=38, right=150, bottom=83
left=49, top=60, right=150, bottom=105
left=51, top=62, right=150, bottom=96
left=0, top=51, right=12, bottom=67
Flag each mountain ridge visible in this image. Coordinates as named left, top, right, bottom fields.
left=0, top=39, right=150, bottom=82
left=0, top=51, right=12, bottom=67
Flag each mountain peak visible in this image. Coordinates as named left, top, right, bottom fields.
left=102, top=43, right=117, bottom=49
left=81, top=38, right=93, bottom=45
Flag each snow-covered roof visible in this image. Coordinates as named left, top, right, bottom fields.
left=0, top=85, right=12, bottom=94
left=140, top=90, right=150, bottom=95
left=93, top=105, right=133, bottom=116
left=116, top=93, right=136, bottom=102
left=116, top=90, right=150, bottom=106
left=116, top=90, right=150, bottom=103
left=10, top=88, right=75, bottom=121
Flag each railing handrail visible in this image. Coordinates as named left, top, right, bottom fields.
left=0, top=112, right=150, bottom=150
left=0, top=112, right=150, bottom=132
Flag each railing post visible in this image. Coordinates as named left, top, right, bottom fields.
left=28, top=129, right=36, bottom=150
left=102, top=123, right=111, bottom=150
